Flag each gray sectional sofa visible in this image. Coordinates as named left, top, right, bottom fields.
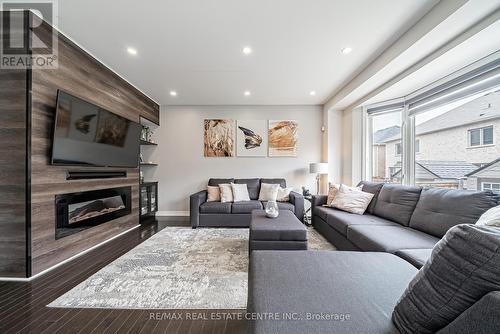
left=311, top=181, right=499, bottom=268
left=189, top=178, right=304, bottom=228
left=247, top=182, right=500, bottom=334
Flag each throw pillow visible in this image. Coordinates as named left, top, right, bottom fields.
left=207, top=186, right=221, bottom=202
left=219, top=183, right=234, bottom=203
left=276, top=187, right=293, bottom=202
left=258, top=183, right=280, bottom=202
left=327, top=184, right=362, bottom=206
left=330, top=185, right=374, bottom=215
left=231, top=183, right=250, bottom=202
left=476, top=205, right=500, bottom=227
left=326, top=184, right=340, bottom=206
left=392, top=224, right=500, bottom=334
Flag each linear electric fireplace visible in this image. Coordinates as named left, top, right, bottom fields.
left=55, top=186, right=132, bottom=239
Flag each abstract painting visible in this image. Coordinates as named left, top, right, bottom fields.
left=204, top=119, right=235, bottom=157
left=236, top=120, right=267, bottom=157
left=268, top=120, right=298, bottom=157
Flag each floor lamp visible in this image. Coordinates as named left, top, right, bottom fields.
left=309, top=163, right=328, bottom=194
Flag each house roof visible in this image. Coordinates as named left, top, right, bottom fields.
left=381, top=89, right=500, bottom=143
left=373, top=125, right=401, bottom=144
left=389, top=160, right=478, bottom=180
left=417, top=160, right=478, bottom=179
left=466, top=158, right=500, bottom=177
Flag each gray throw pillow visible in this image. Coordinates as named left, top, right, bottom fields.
left=392, top=224, right=500, bottom=334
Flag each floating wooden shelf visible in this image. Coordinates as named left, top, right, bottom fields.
left=140, top=140, right=157, bottom=146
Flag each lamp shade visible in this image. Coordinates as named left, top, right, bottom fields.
left=309, top=162, right=328, bottom=174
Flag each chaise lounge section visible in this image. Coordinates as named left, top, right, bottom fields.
left=311, top=181, right=499, bottom=267
left=190, top=178, right=304, bottom=228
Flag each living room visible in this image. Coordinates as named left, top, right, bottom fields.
left=0, top=1, right=499, bottom=333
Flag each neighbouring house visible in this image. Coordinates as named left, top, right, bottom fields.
left=374, top=89, right=500, bottom=189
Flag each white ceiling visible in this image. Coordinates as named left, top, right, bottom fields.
left=55, top=0, right=439, bottom=105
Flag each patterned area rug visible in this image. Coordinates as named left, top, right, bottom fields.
left=48, top=226, right=335, bottom=310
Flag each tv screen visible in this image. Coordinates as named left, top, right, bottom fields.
left=51, top=90, right=141, bottom=168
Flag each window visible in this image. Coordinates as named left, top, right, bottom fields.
left=415, top=139, right=420, bottom=153
left=482, top=183, right=500, bottom=194
left=468, top=126, right=494, bottom=147
left=395, top=142, right=402, bottom=156
left=369, top=111, right=402, bottom=184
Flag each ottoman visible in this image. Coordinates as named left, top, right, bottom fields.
left=249, top=210, right=308, bottom=251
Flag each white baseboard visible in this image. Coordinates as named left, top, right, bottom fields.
left=156, top=211, right=189, bottom=217
left=0, top=224, right=141, bottom=282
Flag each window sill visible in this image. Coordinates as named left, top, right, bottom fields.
left=466, top=144, right=495, bottom=149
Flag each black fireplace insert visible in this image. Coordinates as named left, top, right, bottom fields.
left=55, top=186, right=132, bottom=238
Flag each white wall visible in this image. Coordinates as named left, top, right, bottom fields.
left=150, top=105, right=324, bottom=214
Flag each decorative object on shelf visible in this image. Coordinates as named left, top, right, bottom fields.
left=302, top=186, right=311, bottom=197
left=268, top=120, right=298, bottom=157
left=236, top=120, right=267, bottom=157
left=310, top=162, right=328, bottom=194
left=139, top=153, right=144, bottom=163
left=141, top=125, right=150, bottom=142
left=140, top=171, right=144, bottom=183
left=265, top=200, right=279, bottom=218
left=204, top=119, right=235, bottom=157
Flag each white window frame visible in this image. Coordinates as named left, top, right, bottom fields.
left=395, top=142, right=402, bottom=156
left=364, top=53, right=500, bottom=186
left=468, top=125, right=494, bottom=148
left=482, top=182, right=500, bottom=193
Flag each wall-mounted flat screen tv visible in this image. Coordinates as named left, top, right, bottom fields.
left=51, top=90, right=141, bottom=168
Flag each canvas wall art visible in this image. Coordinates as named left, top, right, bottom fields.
left=236, top=120, right=267, bottom=157
left=268, top=120, right=298, bottom=157
left=204, top=119, right=235, bottom=157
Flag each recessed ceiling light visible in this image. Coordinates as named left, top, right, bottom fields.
left=242, top=47, right=252, bottom=55
left=244, top=91, right=251, bottom=96
left=309, top=91, right=316, bottom=96
left=126, top=47, right=138, bottom=55
left=341, top=47, right=352, bottom=55
left=169, top=91, right=177, bottom=97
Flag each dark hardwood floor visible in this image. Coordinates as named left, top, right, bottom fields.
left=0, top=219, right=247, bottom=334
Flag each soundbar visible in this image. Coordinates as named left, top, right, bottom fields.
left=66, top=170, right=127, bottom=180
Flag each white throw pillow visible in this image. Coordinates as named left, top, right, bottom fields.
left=219, top=183, right=234, bottom=203
left=327, top=183, right=361, bottom=206
left=207, top=186, right=221, bottom=202
left=331, top=185, right=374, bottom=215
left=258, top=183, right=280, bottom=201
left=231, top=183, right=250, bottom=202
left=276, top=187, right=293, bottom=202
left=476, top=205, right=500, bottom=227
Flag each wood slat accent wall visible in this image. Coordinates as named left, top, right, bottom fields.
left=0, top=11, right=28, bottom=277
left=0, top=12, right=159, bottom=277
left=29, top=16, right=159, bottom=275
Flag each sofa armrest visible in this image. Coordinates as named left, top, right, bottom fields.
left=310, top=195, right=327, bottom=226
left=190, top=190, right=207, bottom=228
left=289, top=191, right=304, bottom=222
left=437, top=291, right=500, bottom=334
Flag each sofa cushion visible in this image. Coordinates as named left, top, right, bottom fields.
left=357, top=181, right=384, bottom=214
left=208, top=178, right=234, bottom=186
left=373, top=184, right=422, bottom=226
left=261, top=201, right=294, bottom=212
left=409, top=188, right=499, bottom=238
left=231, top=200, right=263, bottom=214
left=199, top=201, right=232, bottom=214
left=248, top=251, right=417, bottom=334
left=395, top=249, right=432, bottom=269
left=347, top=225, right=439, bottom=253
left=325, top=209, right=399, bottom=236
left=260, top=178, right=286, bottom=188
left=392, top=224, right=500, bottom=334
left=234, top=178, right=260, bottom=200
